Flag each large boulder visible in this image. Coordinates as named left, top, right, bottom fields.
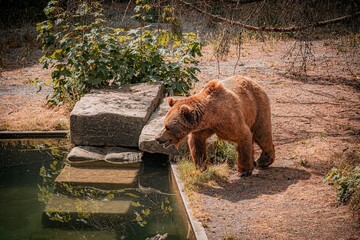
left=70, top=83, right=164, bottom=147
left=138, top=98, right=188, bottom=156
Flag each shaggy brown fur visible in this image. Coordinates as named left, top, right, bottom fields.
left=156, top=75, right=275, bottom=176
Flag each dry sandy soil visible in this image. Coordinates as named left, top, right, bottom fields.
left=1, top=38, right=360, bottom=239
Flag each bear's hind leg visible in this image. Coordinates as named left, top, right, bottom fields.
left=254, top=135, right=275, bottom=168
left=188, top=129, right=214, bottom=171
left=252, top=111, right=275, bottom=168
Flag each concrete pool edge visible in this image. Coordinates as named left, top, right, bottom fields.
left=170, top=163, right=209, bottom=240
left=0, top=131, right=69, bottom=139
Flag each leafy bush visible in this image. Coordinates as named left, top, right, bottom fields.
left=36, top=0, right=201, bottom=105
left=327, top=155, right=360, bottom=214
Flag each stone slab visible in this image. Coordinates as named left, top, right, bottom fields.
left=55, top=165, right=139, bottom=187
left=45, top=195, right=132, bottom=215
left=105, top=147, right=142, bottom=163
left=67, top=146, right=107, bottom=162
left=138, top=98, right=188, bottom=155
left=67, top=146, right=142, bottom=167
left=70, top=83, right=164, bottom=147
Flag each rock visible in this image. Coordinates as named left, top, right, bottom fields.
left=105, top=147, right=143, bottom=164
left=67, top=146, right=107, bottom=162
left=55, top=165, right=139, bottom=189
left=67, top=146, right=143, bottom=167
left=138, top=98, right=188, bottom=155
left=70, top=83, right=164, bottom=147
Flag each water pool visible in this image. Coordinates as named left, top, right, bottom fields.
left=0, top=140, right=192, bottom=240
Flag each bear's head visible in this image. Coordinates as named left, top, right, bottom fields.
left=155, top=80, right=223, bottom=148
left=155, top=98, right=195, bottom=148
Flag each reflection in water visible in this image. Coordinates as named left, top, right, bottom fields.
left=0, top=140, right=189, bottom=240
left=39, top=160, right=174, bottom=232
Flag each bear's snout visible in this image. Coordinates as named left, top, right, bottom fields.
left=155, top=130, right=174, bottom=148
left=155, top=135, right=163, bottom=144
left=155, top=131, right=168, bottom=145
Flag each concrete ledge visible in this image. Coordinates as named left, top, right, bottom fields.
left=0, top=131, right=68, bottom=139
left=170, top=163, right=208, bottom=240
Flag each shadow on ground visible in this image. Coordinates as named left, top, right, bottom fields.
left=196, top=166, right=311, bottom=203
left=278, top=73, right=360, bottom=91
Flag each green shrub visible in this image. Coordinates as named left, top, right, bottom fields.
left=327, top=163, right=360, bottom=214
left=36, top=0, right=201, bottom=105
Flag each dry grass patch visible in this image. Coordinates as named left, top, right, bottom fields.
left=0, top=95, right=70, bottom=131
left=177, top=157, right=232, bottom=190
left=176, top=140, right=237, bottom=190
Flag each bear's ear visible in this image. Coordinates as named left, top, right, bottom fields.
left=167, top=97, right=177, bottom=107
left=180, top=105, right=194, bottom=123
left=204, top=80, right=223, bottom=94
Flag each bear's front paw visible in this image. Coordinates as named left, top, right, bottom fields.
left=195, top=163, right=207, bottom=172
left=240, top=170, right=253, bottom=177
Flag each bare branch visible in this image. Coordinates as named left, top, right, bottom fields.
left=178, top=0, right=360, bottom=32
left=224, top=0, right=265, bottom=3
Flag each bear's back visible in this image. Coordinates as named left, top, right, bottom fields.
left=220, top=75, right=263, bottom=96
left=221, top=75, right=271, bottom=126
left=222, top=76, right=267, bottom=103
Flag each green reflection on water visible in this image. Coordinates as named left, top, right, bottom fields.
left=0, top=140, right=188, bottom=240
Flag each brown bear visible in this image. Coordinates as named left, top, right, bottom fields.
left=155, top=75, right=275, bottom=176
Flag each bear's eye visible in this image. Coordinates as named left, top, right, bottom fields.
left=165, top=125, right=170, bottom=131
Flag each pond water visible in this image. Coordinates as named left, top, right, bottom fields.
left=0, top=140, right=191, bottom=240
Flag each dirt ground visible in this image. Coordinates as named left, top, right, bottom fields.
left=0, top=49, right=70, bottom=131
left=1, top=38, right=360, bottom=239
left=190, top=40, right=360, bottom=240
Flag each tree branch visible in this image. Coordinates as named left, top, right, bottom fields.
left=178, top=0, right=360, bottom=32
left=224, top=0, right=265, bottom=3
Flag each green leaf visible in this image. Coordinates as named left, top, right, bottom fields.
left=141, top=208, right=151, bottom=216
left=136, top=214, right=143, bottom=222
left=126, top=192, right=140, bottom=198
left=131, top=201, right=142, bottom=207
